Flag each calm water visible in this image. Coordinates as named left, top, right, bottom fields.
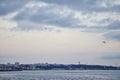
left=0, top=70, right=120, bottom=80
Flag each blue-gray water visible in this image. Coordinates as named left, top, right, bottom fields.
left=0, top=70, right=120, bottom=80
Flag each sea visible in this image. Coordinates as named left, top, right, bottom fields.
left=0, top=70, right=120, bottom=80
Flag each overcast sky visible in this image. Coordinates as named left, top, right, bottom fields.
left=0, top=0, right=120, bottom=66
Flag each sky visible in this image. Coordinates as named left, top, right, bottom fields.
left=0, top=0, right=120, bottom=66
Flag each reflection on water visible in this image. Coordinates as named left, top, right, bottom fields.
left=0, top=70, right=120, bottom=80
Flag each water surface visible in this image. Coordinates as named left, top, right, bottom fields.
left=0, top=70, right=120, bottom=80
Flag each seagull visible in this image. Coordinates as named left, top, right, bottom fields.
left=102, top=41, right=106, bottom=44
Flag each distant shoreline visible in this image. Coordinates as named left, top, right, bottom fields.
left=0, top=63, right=120, bottom=71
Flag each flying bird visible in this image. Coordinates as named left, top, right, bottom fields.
left=102, top=41, right=106, bottom=44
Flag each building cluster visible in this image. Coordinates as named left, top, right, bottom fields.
left=0, top=62, right=120, bottom=71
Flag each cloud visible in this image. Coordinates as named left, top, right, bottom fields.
left=12, top=20, right=59, bottom=32
left=81, top=21, right=120, bottom=32
left=104, top=30, right=120, bottom=41
left=97, top=0, right=120, bottom=8
left=0, top=18, right=17, bottom=30
left=0, top=0, right=120, bottom=41
left=13, top=1, right=120, bottom=29
left=14, top=1, right=81, bottom=29
left=105, top=21, right=120, bottom=30
left=0, top=0, right=28, bottom=16
left=41, top=0, right=120, bottom=12
left=102, top=54, right=120, bottom=59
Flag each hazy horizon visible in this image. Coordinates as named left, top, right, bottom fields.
left=0, top=0, right=120, bottom=66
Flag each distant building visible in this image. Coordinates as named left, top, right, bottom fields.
left=15, top=62, right=20, bottom=65
left=7, top=62, right=11, bottom=65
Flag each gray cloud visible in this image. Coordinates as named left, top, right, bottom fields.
left=0, top=0, right=28, bottom=16
left=104, top=30, right=120, bottom=41
left=1, top=0, right=120, bottom=41
left=81, top=20, right=120, bottom=41
left=105, top=22, right=120, bottom=30
left=14, top=2, right=81, bottom=30
left=102, top=54, right=120, bottom=59
left=12, top=21, right=56, bottom=31
left=41, top=0, right=120, bottom=12
left=80, top=20, right=120, bottom=33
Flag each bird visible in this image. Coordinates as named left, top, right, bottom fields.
left=102, top=41, right=106, bottom=44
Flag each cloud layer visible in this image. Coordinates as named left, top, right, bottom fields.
left=0, top=0, right=28, bottom=15
left=0, top=0, right=120, bottom=41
